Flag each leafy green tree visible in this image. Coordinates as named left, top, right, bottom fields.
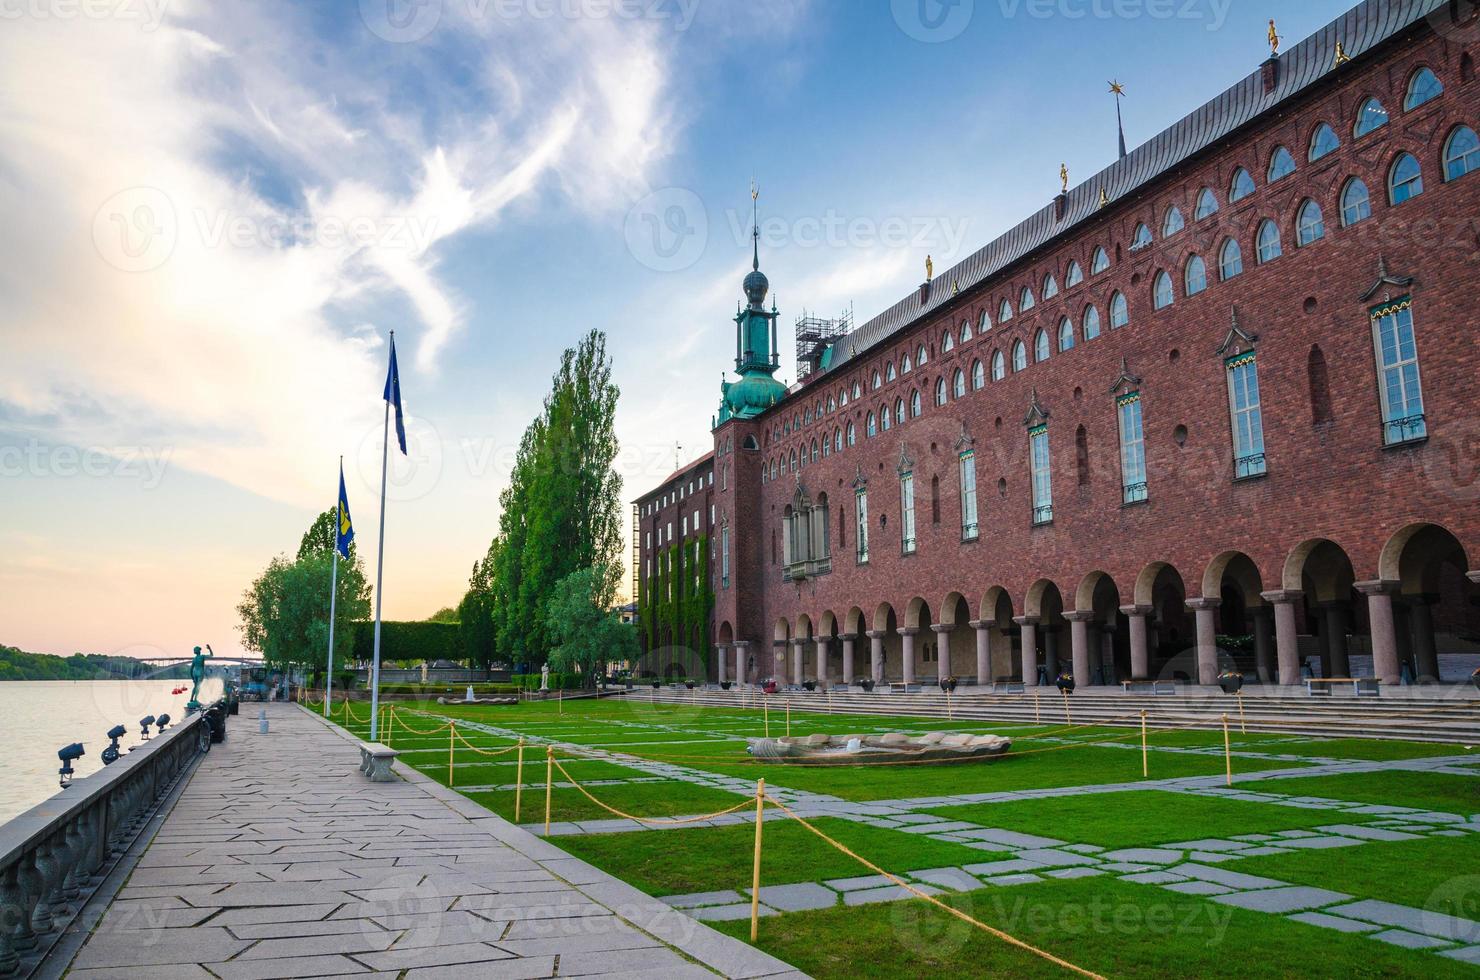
left=458, top=537, right=500, bottom=669
left=545, top=567, right=636, bottom=688
left=427, top=607, right=459, bottom=624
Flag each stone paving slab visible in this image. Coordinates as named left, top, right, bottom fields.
left=63, top=703, right=802, bottom=980
left=1327, top=900, right=1480, bottom=943
left=747, top=883, right=838, bottom=912
left=1287, top=911, right=1381, bottom=933
left=1212, top=886, right=1352, bottom=914
left=843, top=883, right=942, bottom=906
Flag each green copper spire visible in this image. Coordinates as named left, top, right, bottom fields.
left=718, top=181, right=787, bottom=425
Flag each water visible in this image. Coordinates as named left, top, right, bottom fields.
left=0, top=678, right=223, bottom=824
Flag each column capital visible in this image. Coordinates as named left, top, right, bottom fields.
left=898, top=627, right=921, bottom=637
left=772, top=639, right=789, bottom=648
left=1064, top=611, right=1095, bottom=623
left=1013, top=615, right=1040, bottom=627
left=791, top=637, right=808, bottom=648
left=968, top=619, right=993, bottom=630
left=839, top=632, right=860, bottom=641
left=865, top=630, right=887, bottom=640
left=716, top=642, right=732, bottom=652
left=1469, top=571, right=1480, bottom=586
left=733, top=639, right=751, bottom=650
left=930, top=623, right=955, bottom=634
left=1259, top=589, right=1303, bottom=605
left=1118, top=604, right=1152, bottom=617
left=1185, top=597, right=1221, bottom=612
left=1353, top=579, right=1400, bottom=597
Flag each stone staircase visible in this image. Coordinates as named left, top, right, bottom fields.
left=621, top=685, right=1480, bottom=744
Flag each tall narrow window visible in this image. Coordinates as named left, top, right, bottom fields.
left=855, top=488, right=869, bottom=563
left=952, top=368, right=966, bottom=399
left=1117, top=393, right=1148, bottom=504
left=847, top=421, right=856, bottom=446
left=1256, top=220, right=1282, bottom=263
left=971, top=360, right=985, bottom=390
left=1034, top=329, right=1051, bottom=362
left=959, top=451, right=978, bottom=540
left=720, top=524, right=730, bottom=588
left=935, top=377, right=947, bottom=407
left=1013, top=341, right=1028, bottom=372
left=1057, top=318, right=1075, bottom=352
left=1029, top=426, right=1053, bottom=525
left=1226, top=352, right=1267, bottom=479
left=1372, top=299, right=1426, bottom=444
left=1153, top=270, right=1174, bottom=309
left=991, top=352, right=1005, bottom=381
left=999, top=299, right=1014, bottom=322
left=1185, top=255, right=1208, bottom=296
left=900, top=473, right=916, bottom=554
left=930, top=475, right=940, bottom=525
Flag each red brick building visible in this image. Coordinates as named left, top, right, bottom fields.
left=639, top=0, right=1480, bottom=690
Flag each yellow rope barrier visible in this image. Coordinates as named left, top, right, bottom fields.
left=760, top=793, right=1106, bottom=980
left=544, top=746, right=554, bottom=836
left=451, top=728, right=520, bottom=757
left=550, top=758, right=754, bottom=826
left=449, top=720, right=456, bottom=787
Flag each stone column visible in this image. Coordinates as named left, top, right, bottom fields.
left=816, top=637, right=830, bottom=687
left=1014, top=616, right=1040, bottom=686
left=1251, top=607, right=1274, bottom=683
left=1066, top=612, right=1093, bottom=687
left=970, top=620, right=991, bottom=686
left=1321, top=602, right=1351, bottom=678
left=866, top=630, right=885, bottom=684
left=1355, top=580, right=1401, bottom=686
left=1408, top=594, right=1441, bottom=683
left=900, top=628, right=919, bottom=686
left=1043, top=625, right=1060, bottom=680
left=1187, top=597, right=1220, bottom=686
left=1121, top=605, right=1152, bottom=679
left=792, top=639, right=806, bottom=686
left=841, top=633, right=857, bottom=686
left=1261, top=590, right=1302, bottom=685
left=772, top=641, right=787, bottom=683
left=1099, top=626, right=1115, bottom=685
left=716, top=644, right=729, bottom=684
left=931, top=625, right=954, bottom=681
left=734, top=641, right=749, bottom=685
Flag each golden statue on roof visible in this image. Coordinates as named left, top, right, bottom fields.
left=925, top=254, right=933, bottom=282
left=1060, top=163, right=1069, bottom=194
left=1269, top=19, right=1280, bottom=56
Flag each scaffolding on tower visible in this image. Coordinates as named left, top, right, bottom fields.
left=794, top=307, right=853, bottom=380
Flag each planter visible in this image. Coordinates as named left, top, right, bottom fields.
left=685, top=680, right=696, bottom=690
left=651, top=680, right=661, bottom=690
left=858, top=678, right=876, bottom=692
left=1217, top=670, right=1244, bottom=695
left=1054, top=671, right=1075, bottom=694
left=721, top=681, right=732, bottom=691
left=802, top=680, right=817, bottom=692
left=939, top=677, right=958, bottom=694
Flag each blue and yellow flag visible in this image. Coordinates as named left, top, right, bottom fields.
left=336, top=464, right=354, bottom=559
left=384, top=333, right=407, bottom=455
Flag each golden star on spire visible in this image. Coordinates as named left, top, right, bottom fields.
left=1108, top=80, right=1126, bottom=97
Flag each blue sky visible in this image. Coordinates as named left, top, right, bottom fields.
left=0, top=0, right=1357, bottom=657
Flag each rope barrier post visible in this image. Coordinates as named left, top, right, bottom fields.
left=764, top=697, right=769, bottom=738
left=786, top=698, right=791, bottom=737
left=1062, top=689, right=1071, bottom=725
left=750, top=778, right=765, bottom=943
left=1237, top=690, right=1246, bottom=734
left=448, top=720, right=456, bottom=787
left=1222, top=713, right=1232, bottom=787
left=515, top=737, right=526, bottom=821
left=544, top=745, right=554, bottom=836
left=946, top=688, right=952, bottom=721
left=385, top=705, right=394, bottom=749
left=1140, top=709, right=1148, bottom=778
left=1034, top=690, right=1040, bottom=724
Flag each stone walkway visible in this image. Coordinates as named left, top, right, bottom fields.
left=61, top=703, right=804, bottom=980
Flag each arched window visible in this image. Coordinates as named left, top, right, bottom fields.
left=1065, top=260, right=1084, bottom=286
left=1163, top=207, right=1185, bottom=237
left=866, top=412, right=877, bottom=437
left=1042, top=273, right=1058, bottom=299
left=881, top=404, right=892, bottom=431
left=1219, top=238, right=1244, bottom=280
left=789, top=449, right=797, bottom=471
left=1354, top=97, right=1389, bottom=137
left=1152, top=270, right=1173, bottom=310
left=941, top=329, right=955, bottom=353
left=901, top=352, right=913, bottom=374
left=886, top=361, right=897, bottom=382
left=1082, top=305, right=1101, bottom=340
left=909, top=390, right=922, bottom=418
left=871, top=370, right=881, bottom=390
left=847, top=421, right=856, bottom=446
left=852, top=381, right=861, bottom=399
left=1019, top=287, right=1035, bottom=312
left=839, top=387, right=848, bottom=408
left=1389, top=152, right=1424, bottom=204
left=961, top=319, right=974, bottom=343
left=1185, top=255, right=1208, bottom=296
left=1131, top=223, right=1153, bottom=250
left=1405, top=67, right=1443, bottom=110
left=953, top=368, right=966, bottom=398
left=827, top=395, right=835, bottom=413
left=812, top=439, right=820, bottom=463
left=1091, top=247, right=1110, bottom=274
left=1341, top=178, right=1372, bottom=226
left=894, top=398, right=906, bottom=425
left=834, top=428, right=842, bottom=452
left=1310, top=123, right=1340, bottom=161
left=1296, top=199, right=1326, bottom=246
left=1444, top=126, right=1479, bottom=181
left=1256, top=220, right=1282, bottom=263
left=1230, top=167, right=1256, bottom=202
left=935, top=377, right=947, bottom=407
left=917, top=343, right=928, bottom=366
left=1195, top=188, right=1218, bottom=220
left=822, top=436, right=830, bottom=458
left=1033, top=330, right=1050, bottom=362
left=1012, top=341, right=1028, bottom=372
left=1109, top=291, right=1129, bottom=329
left=990, top=351, right=1006, bottom=381
left=1268, top=146, right=1296, bottom=182
left=1057, top=318, right=1075, bottom=352
left=977, top=310, right=991, bottom=334
left=999, top=299, right=1013, bottom=322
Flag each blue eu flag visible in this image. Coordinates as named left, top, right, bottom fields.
left=384, top=333, right=407, bottom=455
left=336, top=464, right=354, bottom=559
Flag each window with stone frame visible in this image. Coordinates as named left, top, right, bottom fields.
left=1226, top=351, right=1267, bottom=479
left=1371, top=298, right=1426, bottom=445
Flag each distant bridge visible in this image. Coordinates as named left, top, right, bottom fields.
left=130, top=656, right=265, bottom=666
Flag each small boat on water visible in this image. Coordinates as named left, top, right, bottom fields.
left=745, top=731, right=1011, bottom=765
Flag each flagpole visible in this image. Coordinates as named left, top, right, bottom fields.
left=369, top=340, right=392, bottom=742
left=325, top=457, right=342, bottom=718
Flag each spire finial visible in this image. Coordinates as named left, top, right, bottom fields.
left=1109, top=80, right=1128, bottom=159
left=750, top=178, right=760, bottom=272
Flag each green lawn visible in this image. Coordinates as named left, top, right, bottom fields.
left=553, top=818, right=1016, bottom=896
left=710, top=877, right=1472, bottom=979
left=922, top=790, right=1377, bottom=849
left=462, top=780, right=750, bottom=824
left=1263, top=739, right=1475, bottom=762
left=1241, top=770, right=1480, bottom=816
left=1233, top=831, right=1480, bottom=917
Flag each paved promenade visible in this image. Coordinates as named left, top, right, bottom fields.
left=62, top=703, right=802, bottom=980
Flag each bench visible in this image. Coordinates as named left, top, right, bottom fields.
left=1306, top=677, right=1381, bottom=697
left=993, top=680, right=1026, bottom=694
left=1122, top=680, right=1177, bottom=695
left=887, top=683, right=922, bottom=694
left=358, top=742, right=399, bottom=782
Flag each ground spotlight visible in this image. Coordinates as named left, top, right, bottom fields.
left=101, top=724, right=127, bottom=765
left=156, top=713, right=171, bottom=732
left=139, top=715, right=156, bottom=740
left=58, top=743, right=85, bottom=788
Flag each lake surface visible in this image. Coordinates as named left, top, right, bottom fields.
left=0, top=678, right=223, bottom=823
